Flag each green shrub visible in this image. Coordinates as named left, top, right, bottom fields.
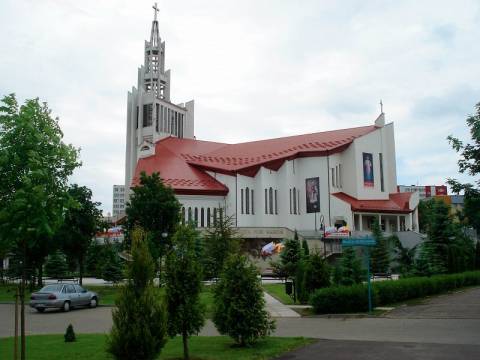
left=311, top=271, right=480, bottom=314
left=64, top=324, right=76, bottom=342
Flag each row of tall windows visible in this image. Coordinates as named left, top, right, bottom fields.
left=289, top=187, right=301, bottom=215
left=135, top=103, right=184, bottom=139
left=264, top=187, right=278, bottom=215
left=181, top=206, right=223, bottom=228
left=240, top=188, right=255, bottom=215
left=331, top=164, right=342, bottom=189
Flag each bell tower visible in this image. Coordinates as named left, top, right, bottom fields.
left=125, top=3, right=195, bottom=198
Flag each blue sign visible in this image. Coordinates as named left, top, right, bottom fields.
left=342, top=238, right=376, bottom=247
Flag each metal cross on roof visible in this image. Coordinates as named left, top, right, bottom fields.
left=152, top=2, right=159, bottom=21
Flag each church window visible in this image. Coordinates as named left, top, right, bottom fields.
left=269, top=187, right=273, bottom=215
left=194, top=207, right=198, bottom=226
left=241, top=189, right=244, bottom=214
left=251, top=189, right=254, bottom=214
left=181, top=207, right=185, bottom=225
left=264, top=189, right=268, bottom=214
left=246, top=188, right=250, bottom=214
left=155, top=104, right=159, bottom=132
left=174, top=112, right=178, bottom=136
left=339, top=164, right=342, bottom=188
left=207, top=208, right=211, bottom=227
left=167, top=109, right=171, bottom=132
left=136, top=106, right=139, bottom=129
left=379, top=153, right=385, bottom=192
left=219, top=208, right=224, bottom=223
left=335, top=166, right=339, bottom=189
left=213, top=208, right=217, bottom=227
left=188, top=207, right=192, bottom=223
left=331, top=168, right=335, bottom=188
left=289, top=189, right=292, bottom=214
left=297, top=189, right=300, bottom=214
left=275, top=190, right=278, bottom=215
left=179, top=114, right=184, bottom=138
left=201, top=208, right=205, bottom=227
left=143, top=104, right=153, bottom=127
left=293, top=187, right=297, bottom=214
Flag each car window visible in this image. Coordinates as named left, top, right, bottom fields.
left=66, top=284, right=76, bottom=293
left=41, top=285, right=63, bottom=292
left=74, top=285, right=85, bottom=293
left=62, top=286, right=68, bottom=293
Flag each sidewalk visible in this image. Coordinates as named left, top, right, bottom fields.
left=264, top=292, right=301, bottom=318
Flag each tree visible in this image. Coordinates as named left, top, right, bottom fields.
left=447, top=102, right=480, bottom=233
left=45, top=250, right=68, bottom=279
left=107, top=228, right=167, bottom=360
left=370, top=219, right=390, bottom=274
left=301, top=238, right=310, bottom=257
left=202, top=211, right=240, bottom=280
left=297, top=252, right=330, bottom=303
left=58, top=184, right=101, bottom=285
left=0, top=94, right=80, bottom=360
left=126, top=171, right=181, bottom=275
left=213, top=255, right=275, bottom=346
left=335, top=247, right=363, bottom=286
left=475, top=241, right=480, bottom=270
left=280, top=238, right=301, bottom=279
left=418, top=199, right=435, bottom=233
left=391, top=235, right=416, bottom=276
left=165, top=224, right=205, bottom=360
left=102, top=250, right=124, bottom=284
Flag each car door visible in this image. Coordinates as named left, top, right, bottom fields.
left=65, top=284, right=79, bottom=306
left=75, top=285, right=90, bottom=306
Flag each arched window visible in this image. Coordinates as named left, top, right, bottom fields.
left=275, top=190, right=278, bottom=215
left=213, top=208, right=217, bottom=227
left=264, top=189, right=268, bottom=214
left=245, top=187, right=250, bottom=214
left=188, top=207, right=192, bottom=223
left=181, top=207, right=185, bottom=225
left=293, top=187, right=297, bottom=214
left=251, top=189, right=254, bottom=215
left=201, top=208, right=205, bottom=227
left=194, top=207, right=198, bottom=226
left=269, top=187, right=273, bottom=214
left=289, top=189, right=292, bottom=214
left=297, top=189, right=300, bottom=215
left=207, top=208, right=211, bottom=227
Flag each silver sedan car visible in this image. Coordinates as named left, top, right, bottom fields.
left=29, top=284, right=99, bottom=313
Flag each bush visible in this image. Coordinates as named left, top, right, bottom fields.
left=296, top=253, right=330, bottom=303
left=45, top=250, right=68, bottom=279
left=311, top=271, right=480, bottom=314
left=213, top=255, right=275, bottom=346
left=64, top=324, right=76, bottom=342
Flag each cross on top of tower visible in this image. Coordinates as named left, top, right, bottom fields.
left=152, top=2, right=159, bottom=21
left=379, top=99, right=384, bottom=114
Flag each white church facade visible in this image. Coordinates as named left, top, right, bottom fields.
left=124, top=7, right=420, bottom=257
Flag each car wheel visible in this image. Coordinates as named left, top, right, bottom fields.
left=90, top=297, right=98, bottom=308
left=63, top=301, right=70, bottom=312
left=36, top=308, right=45, bottom=313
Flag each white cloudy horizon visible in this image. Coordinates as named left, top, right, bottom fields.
left=1, top=0, right=479, bottom=214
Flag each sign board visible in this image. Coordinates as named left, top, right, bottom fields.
left=342, top=238, right=376, bottom=247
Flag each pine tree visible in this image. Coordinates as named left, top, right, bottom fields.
left=166, top=224, right=205, bottom=360
left=336, top=247, right=363, bottom=286
left=64, top=324, right=76, bottom=343
left=102, top=253, right=124, bottom=284
left=302, top=238, right=310, bottom=257
left=213, top=255, right=275, bottom=346
left=107, top=228, right=167, bottom=360
left=475, top=241, right=480, bottom=270
left=370, top=219, right=390, bottom=274
left=45, top=250, right=68, bottom=279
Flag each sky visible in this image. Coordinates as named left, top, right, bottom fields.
left=1, top=0, right=479, bottom=214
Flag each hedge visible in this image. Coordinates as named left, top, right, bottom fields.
left=310, top=271, right=480, bottom=314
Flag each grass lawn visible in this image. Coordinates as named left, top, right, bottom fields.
left=263, top=283, right=296, bottom=305
left=0, top=334, right=313, bottom=360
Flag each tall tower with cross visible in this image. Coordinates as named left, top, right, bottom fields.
left=125, top=3, right=195, bottom=197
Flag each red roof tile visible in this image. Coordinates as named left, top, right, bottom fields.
left=332, top=192, right=413, bottom=213
left=132, top=125, right=378, bottom=195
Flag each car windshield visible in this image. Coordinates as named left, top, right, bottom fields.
left=40, top=285, right=63, bottom=292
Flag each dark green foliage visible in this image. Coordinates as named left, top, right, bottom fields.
left=370, top=219, right=390, bottom=273
left=311, top=271, right=480, bottom=314
left=296, top=252, right=330, bottom=303
left=64, top=324, right=76, bottom=343
left=334, top=247, right=363, bottom=286
left=391, top=235, right=416, bottom=276
left=213, top=255, right=275, bottom=346
left=125, top=171, right=181, bottom=265
left=58, top=184, right=101, bottom=285
left=280, top=238, right=301, bottom=279
left=301, top=239, right=309, bottom=257
left=45, top=250, right=68, bottom=279
left=476, top=242, right=480, bottom=270
left=102, top=250, right=124, bottom=284
left=202, top=212, right=240, bottom=280
left=418, top=199, right=435, bottom=233
left=166, top=224, right=205, bottom=360
left=107, top=228, right=167, bottom=360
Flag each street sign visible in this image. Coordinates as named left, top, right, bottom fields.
left=342, top=238, right=376, bottom=247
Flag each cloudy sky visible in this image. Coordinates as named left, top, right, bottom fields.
left=1, top=0, right=479, bottom=213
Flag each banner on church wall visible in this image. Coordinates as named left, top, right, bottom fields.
left=363, top=152, right=374, bottom=187
left=305, top=177, right=320, bottom=213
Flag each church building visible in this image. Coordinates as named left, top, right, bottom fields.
left=124, top=6, right=420, bottom=258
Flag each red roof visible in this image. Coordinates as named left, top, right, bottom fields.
left=133, top=125, right=378, bottom=195
left=332, top=192, right=413, bottom=214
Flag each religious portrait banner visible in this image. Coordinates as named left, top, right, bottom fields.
left=305, top=177, right=320, bottom=213
left=363, top=152, right=374, bottom=187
